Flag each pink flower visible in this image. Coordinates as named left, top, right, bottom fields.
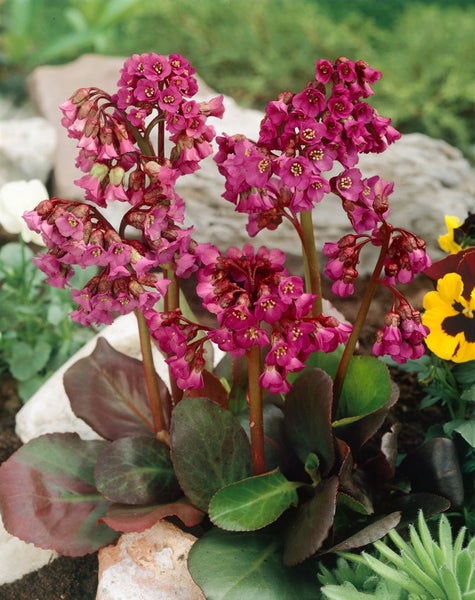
left=292, top=86, right=325, bottom=117
left=278, top=156, right=313, bottom=190
left=199, top=95, right=225, bottom=118
left=332, top=168, right=364, bottom=201
left=143, top=53, right=172, bottom=81
left=372, top=304, right=429, bottom=363
left=336, top=58, right=356, bottom=83
left=259, top=365, right=290, bottom=394
left=315, top=59, right=334, bottom=84
left=327, top=89, right=353, bottom=119
left=158, top=85, right=182, bottom=113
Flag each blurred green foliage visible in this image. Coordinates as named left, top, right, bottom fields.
left=0, top=241, right=96, bottom=401
left=1, top=0, right=474, bottom=155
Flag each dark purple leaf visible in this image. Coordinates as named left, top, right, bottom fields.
left=100, top=498, right=205, bottom=532
left=283, top=476, right=339, bottom=566
left=324, top=511, right=402, bottom=553
left=0, top=433, right=118, bottom=556
left=387, top=492, right=451, bottom=527
left=283, top=369, right=335, bottom=476
left=400, top=437, right=464, bottom=507
left=94, top=436, right=180, bottom=505
left=337, top=439, right=374, bottom=515
left=183, top=369, right=229, bottom=408
left=64, top=338, right=170, bottom=440
left=170, top=398, right=251, bottom=511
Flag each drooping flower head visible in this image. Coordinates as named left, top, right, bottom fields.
left=24, top=54, right=224, bottom=325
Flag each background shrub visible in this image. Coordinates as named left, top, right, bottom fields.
left=1, top=0, right=474, bottom=156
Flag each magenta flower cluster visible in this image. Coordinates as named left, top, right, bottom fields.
left=213, top=56, right=431, bottom=362
left=144, top=244, right=351, bottom=393
left=23, top=52, right=431, bottom=391
left=24, top=53, right=224, bottom=326
left=214, top=57, right=400, bottom=236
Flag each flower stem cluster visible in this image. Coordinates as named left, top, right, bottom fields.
left=22, top=54, right=433, bottom=457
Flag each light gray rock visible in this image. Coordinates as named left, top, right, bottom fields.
left=0, top=515, right=56, bottom=585
left=0, top=117, right=57, bottom=189
left=96, top=520, right=205, bottom=600
left=27, top=54, right=475, bottom=270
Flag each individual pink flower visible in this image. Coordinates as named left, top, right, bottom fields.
left=332, top=168, right=364, bottom=201
left=277, top=156, right=313, bottom=190
left=315, top=59, right=334, bottom=84
left=292, top=86, right=326, bottom=117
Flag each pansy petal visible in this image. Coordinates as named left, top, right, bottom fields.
left=423, top=290, right=457, bottom=312
left=424, top=326, right=461, bottom=360
left=453, top=338, right=475, bottom=363
left=436, top=273, right=464, bottom=305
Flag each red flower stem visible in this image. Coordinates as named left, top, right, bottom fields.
left=157, top=120, right=165, bottom=160
left=300, top=210, right=323, bottom=315
left=135, top=308, right=165, bottom=433
left=247, top=345, right=266, bottom=475
left=163, top=266, right=183, bottom=405
left=332, top=227, right=391, bottom=416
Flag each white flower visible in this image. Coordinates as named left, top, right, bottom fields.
left=0, top=179, right=48, bottom=245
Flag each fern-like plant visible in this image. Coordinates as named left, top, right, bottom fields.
left=319, top=512, right=475, bottom=599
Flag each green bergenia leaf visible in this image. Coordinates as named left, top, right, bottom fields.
left=188, top=527, right=318, bottom=600
left=170, top=398, right=251, bottom=512
left=209, top=470, right=300, bottom=531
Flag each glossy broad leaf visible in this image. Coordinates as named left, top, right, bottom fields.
left=94, top=436, right=180, bottom=505
left=400, top=437, right=464, bottom=508
left=188, top=527, right=318, bottom=600
left=100, top=498, right=204, bottom=532
left=334, top=356, right=392, bottom=425
left=0, top=433, right=118, bottom=556
left=333, top=380, right=399, bottom=453
left=326, top=511, right=402, bottom=553
left=283, top=368, right=335, bottom=475
left=170, top=398, right=252, bottom=511
left=64, top=337, right=170, bottom=439
left=209, top=470, right=300, bottom=531
left=283, top=476, right=339, bottom=566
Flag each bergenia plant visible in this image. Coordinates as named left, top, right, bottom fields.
left=0, top=53, right=455, bottom=595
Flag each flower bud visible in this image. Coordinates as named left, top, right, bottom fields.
left=71, top=87, right=93, bottom=104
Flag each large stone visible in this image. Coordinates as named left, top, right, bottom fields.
left=96, top=520, right=205, bottom=600
left=27, top=55, right=475, bottom=270
left=0, top=515, right=56, bottom=585
left=0, top=117, right=57, bottom=189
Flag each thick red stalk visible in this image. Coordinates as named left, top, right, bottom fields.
left=135, top=308, right=165, bottom=433
left=247, top=345, right=266, bottom=475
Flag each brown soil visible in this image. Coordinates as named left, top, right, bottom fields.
left=0, top=273, right=441, bottom=599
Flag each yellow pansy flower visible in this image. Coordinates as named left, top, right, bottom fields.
left=422, top=272, right=475, bottom=363
left=438, top=215, right=462, bottom=254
